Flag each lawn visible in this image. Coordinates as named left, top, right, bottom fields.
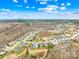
left=0, top=55, right=4, bottom=59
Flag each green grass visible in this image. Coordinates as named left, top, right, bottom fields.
left=13, top=48, right=23, bottom=55
left=13, top=50, right=22, bottom=55
left=0, top=55, right=4, bottom=59
left=38, top=44, right=55, bottom=49
left=47, top=44, right=55, bottom=49
left=0, top=52, right=6, bottom=59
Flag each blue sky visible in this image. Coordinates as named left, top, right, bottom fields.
left=0, top=0, right=79, bottom=19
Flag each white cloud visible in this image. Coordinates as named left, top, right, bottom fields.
left=32, top=6, right=35, bottom=8
left=53, top=10, right=58, bottom=13
left=16, top=5, right=23, bottom=7
left=13, top=0, right=18, bottom=3
left=0, top=9, right=11, bottom=12
left=36, top=0, right=51, bottom=2
left=60, top=6, right=66, bottom=10
left=61, top=3, right=65, bottom=6
left=53, top=0, right=58, bottom=2
left=0, top=11, right=79, bottom=19
left=0, top=12, right=8, bottom=16
left=72, top=10, right=79, bottom=14
left=38, top=8, right=43, bottom=10
left=44, top=8, right=53, bottom=12
left=0, top=10, right=18, bottom=19
left=13, top=0, right=28, bottom=3
left=24, top=0, right=27, bottom=3
left=38, top=5, right=59, bottom=13
left=26, top=6, right=29, bottom=8
left=39, top=1, right=47, bottom=4
left=38, top=8, right=53, bottom=12
left=38, top=7, right=58, bottom=13
left=47, top=5, right=59, bottom=10
left=0, top=9, right=18, bottom=18
left=67, top=2, right=71, bottom=6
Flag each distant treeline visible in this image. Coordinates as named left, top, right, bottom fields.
left=0, top=19, right=79, bottom=24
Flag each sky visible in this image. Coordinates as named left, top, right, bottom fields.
left=0, top=0, right=79, bottom=19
